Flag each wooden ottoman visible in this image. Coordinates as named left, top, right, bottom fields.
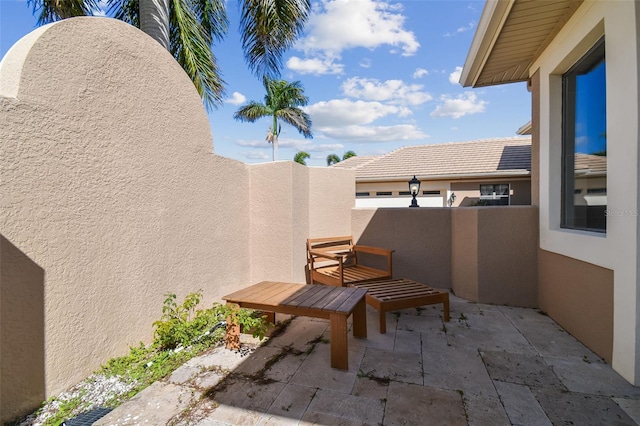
left=352, top=278, right=450, bottom=333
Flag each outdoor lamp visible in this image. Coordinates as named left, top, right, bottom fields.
left=409, top=175, right=421, bottom=208
left=448, top=192, right=457, bottom=207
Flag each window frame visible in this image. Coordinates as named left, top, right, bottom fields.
left=561, top=37, right=606, bottom=233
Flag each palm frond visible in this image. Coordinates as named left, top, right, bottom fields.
left=233, top=102, right=272, bottom=122
left=107, top=0, right=139, bottom=26
left=28, top=0, right=101, bottom=24
left=171, top=0, right=225, bottom=109
left=239, top=0, right=311, bottom=79
left=276, top=107, right=312, bottom=138
left=192, top=0, right=228, bottom=43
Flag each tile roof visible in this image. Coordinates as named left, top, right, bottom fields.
left=347, top=137, right=532, bottom=180
left=575, top=154, right=607, bottom=174
left=330, top=155, right=381, bottom=169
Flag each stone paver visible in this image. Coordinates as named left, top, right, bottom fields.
left=494, top=381, right=551, bottom=426
left=384, top=381, right=467, bottom=425
left=95, top=295, right=640, bottom=426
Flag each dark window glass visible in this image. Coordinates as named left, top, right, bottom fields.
left=376, top=191, right=392, bottom=196
left=423, top=190, right=441, bottom=195
left=562, top=37, right=606, bottom=232
left=355, top=192, right=370, bottom=197
left=479, top=184, right=509, bottom=206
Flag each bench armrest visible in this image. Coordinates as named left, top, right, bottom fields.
left=353, top=245, right=394, bottom=275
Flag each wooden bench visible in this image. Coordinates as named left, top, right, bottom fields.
left=352, top=278, right=450, bottom=333
left=307, top=236, right=394, bottom=287
left=222, top=281, right=367, bottom=370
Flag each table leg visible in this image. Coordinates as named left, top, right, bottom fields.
left=225, top=303, right=241, bottom=350
left=329, top=313, right=348, bottom=370
left=379, top=309, right=387, bottom=334
left=352, top=298, right=367, bottom=338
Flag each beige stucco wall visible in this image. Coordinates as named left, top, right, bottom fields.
left=532, top=0, right=640, bottom=383
left=351, top=206, right=537, bottom=305
left=452, top=207, right=538, bottom=307
left=539, top=249, right=613, bottom=363
left=352, top=208, right=452, bottom=289
left=0, top=18, right=355, bottom=421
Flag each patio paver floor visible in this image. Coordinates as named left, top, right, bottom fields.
left=96, top=293, right=640, bottom=425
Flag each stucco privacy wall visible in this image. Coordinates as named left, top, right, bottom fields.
left=531, top=0, right=640, bottom=383
left=0, top=18, right=355, bottom=421
left=352, top=208, right=452, bottom=289
left=352, top=207, right=538, bottom=308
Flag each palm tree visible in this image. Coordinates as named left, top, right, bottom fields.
left=327, top=151, right=357, bottom=166
left=234, top=78, right=312, bottom=161
left=326, top=154, right=340, bottom=166
left=294, top=151, right=310, bottom=165
left=26, top=0, right=311, bottom=111
left=343, top=150, right=356, bottom=160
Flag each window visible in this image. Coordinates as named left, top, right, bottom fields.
left=479, top=184, right=509, bottom=205
left=423, top=190, right=441, bottom=195
left=562, top=37, right=606, bottom=232
left=399, top=191, right=412, bottom=196
left=355, top=192, right=370, bottom=197
left=376, top=191, right=392, bottom=196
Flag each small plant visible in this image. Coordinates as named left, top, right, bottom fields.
left=459, top=313, right=468, bottom=321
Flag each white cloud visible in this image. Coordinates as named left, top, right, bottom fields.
left=242, top=151, right=270, bottom=160
left=430, top=92, right=487, bottom=119
left=360, top=58, right=372, bottom=69
left=305, top=99, right=411, bottom=128
left=236, top=139, right=265, bottom=147
left=320, top=124, right=427, bottom=142
left=444, top=21, right=476, bottom=37
left=413, top=68, right=429, bottom=79
left=449, top=66, right=463, bottom=85
left=289, top=0, right=419, bottom=75
left=286, top=55, right=344, bottom=75
left=341, top=77, right=432, bottom=106
left=226, top=92, right=247, bottom=105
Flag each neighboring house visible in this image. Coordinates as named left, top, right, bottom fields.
left=462, top=0, right=639, bottom=384
left=333, top=137, right=532, bottom=208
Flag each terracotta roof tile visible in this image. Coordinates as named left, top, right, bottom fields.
left=351, top=137, right=531, bottom=180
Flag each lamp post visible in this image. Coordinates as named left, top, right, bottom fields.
left=448, top=192, right=457, bottom=207
left=409, top=175, right=421, bottom=208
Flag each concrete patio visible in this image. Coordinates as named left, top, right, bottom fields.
left=96, top=293, right=640, bottom=425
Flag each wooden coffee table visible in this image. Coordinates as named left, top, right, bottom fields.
left=352, top=279, right=450, bottom=333
left=223, top=281, right=367, bottom=370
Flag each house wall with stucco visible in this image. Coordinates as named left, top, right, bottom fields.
left=532, top=1, right=639, bottom=382
left=0, top=17, right=354, bottom=422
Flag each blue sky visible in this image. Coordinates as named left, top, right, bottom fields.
left=0, top=0, right=531, bottom=167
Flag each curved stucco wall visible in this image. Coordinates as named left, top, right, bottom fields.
left=0, top=17, right=253, bottom=419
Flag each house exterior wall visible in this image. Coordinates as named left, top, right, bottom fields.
left=355, top=180, right=446, bottom=208
left=0, top=18, right=355, bottom=422
left=532, top=0, right=639, bottom=382
left=355, top=177, right=531, bottom=208
left=538, top=249, right=614, bottom=362
left=450, top=178, right=531, bottom=206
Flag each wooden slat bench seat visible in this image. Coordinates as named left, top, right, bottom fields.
left=352, top=279, right=450, bottom=334
left=307, top=236, right=394, bottom=287
left=222, top=281, right=367, bottom=370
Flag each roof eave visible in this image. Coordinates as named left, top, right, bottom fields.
left=356, top=170, right=531, bottom=183
left=460, top=0, right=516, bottom=88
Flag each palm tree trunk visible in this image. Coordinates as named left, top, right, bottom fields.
left=139, top=0, right=171, bottom=51
left=272, top=115, right=278, bottom=161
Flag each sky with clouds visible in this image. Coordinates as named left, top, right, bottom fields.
left=0, top=0, right=531, bottom=167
